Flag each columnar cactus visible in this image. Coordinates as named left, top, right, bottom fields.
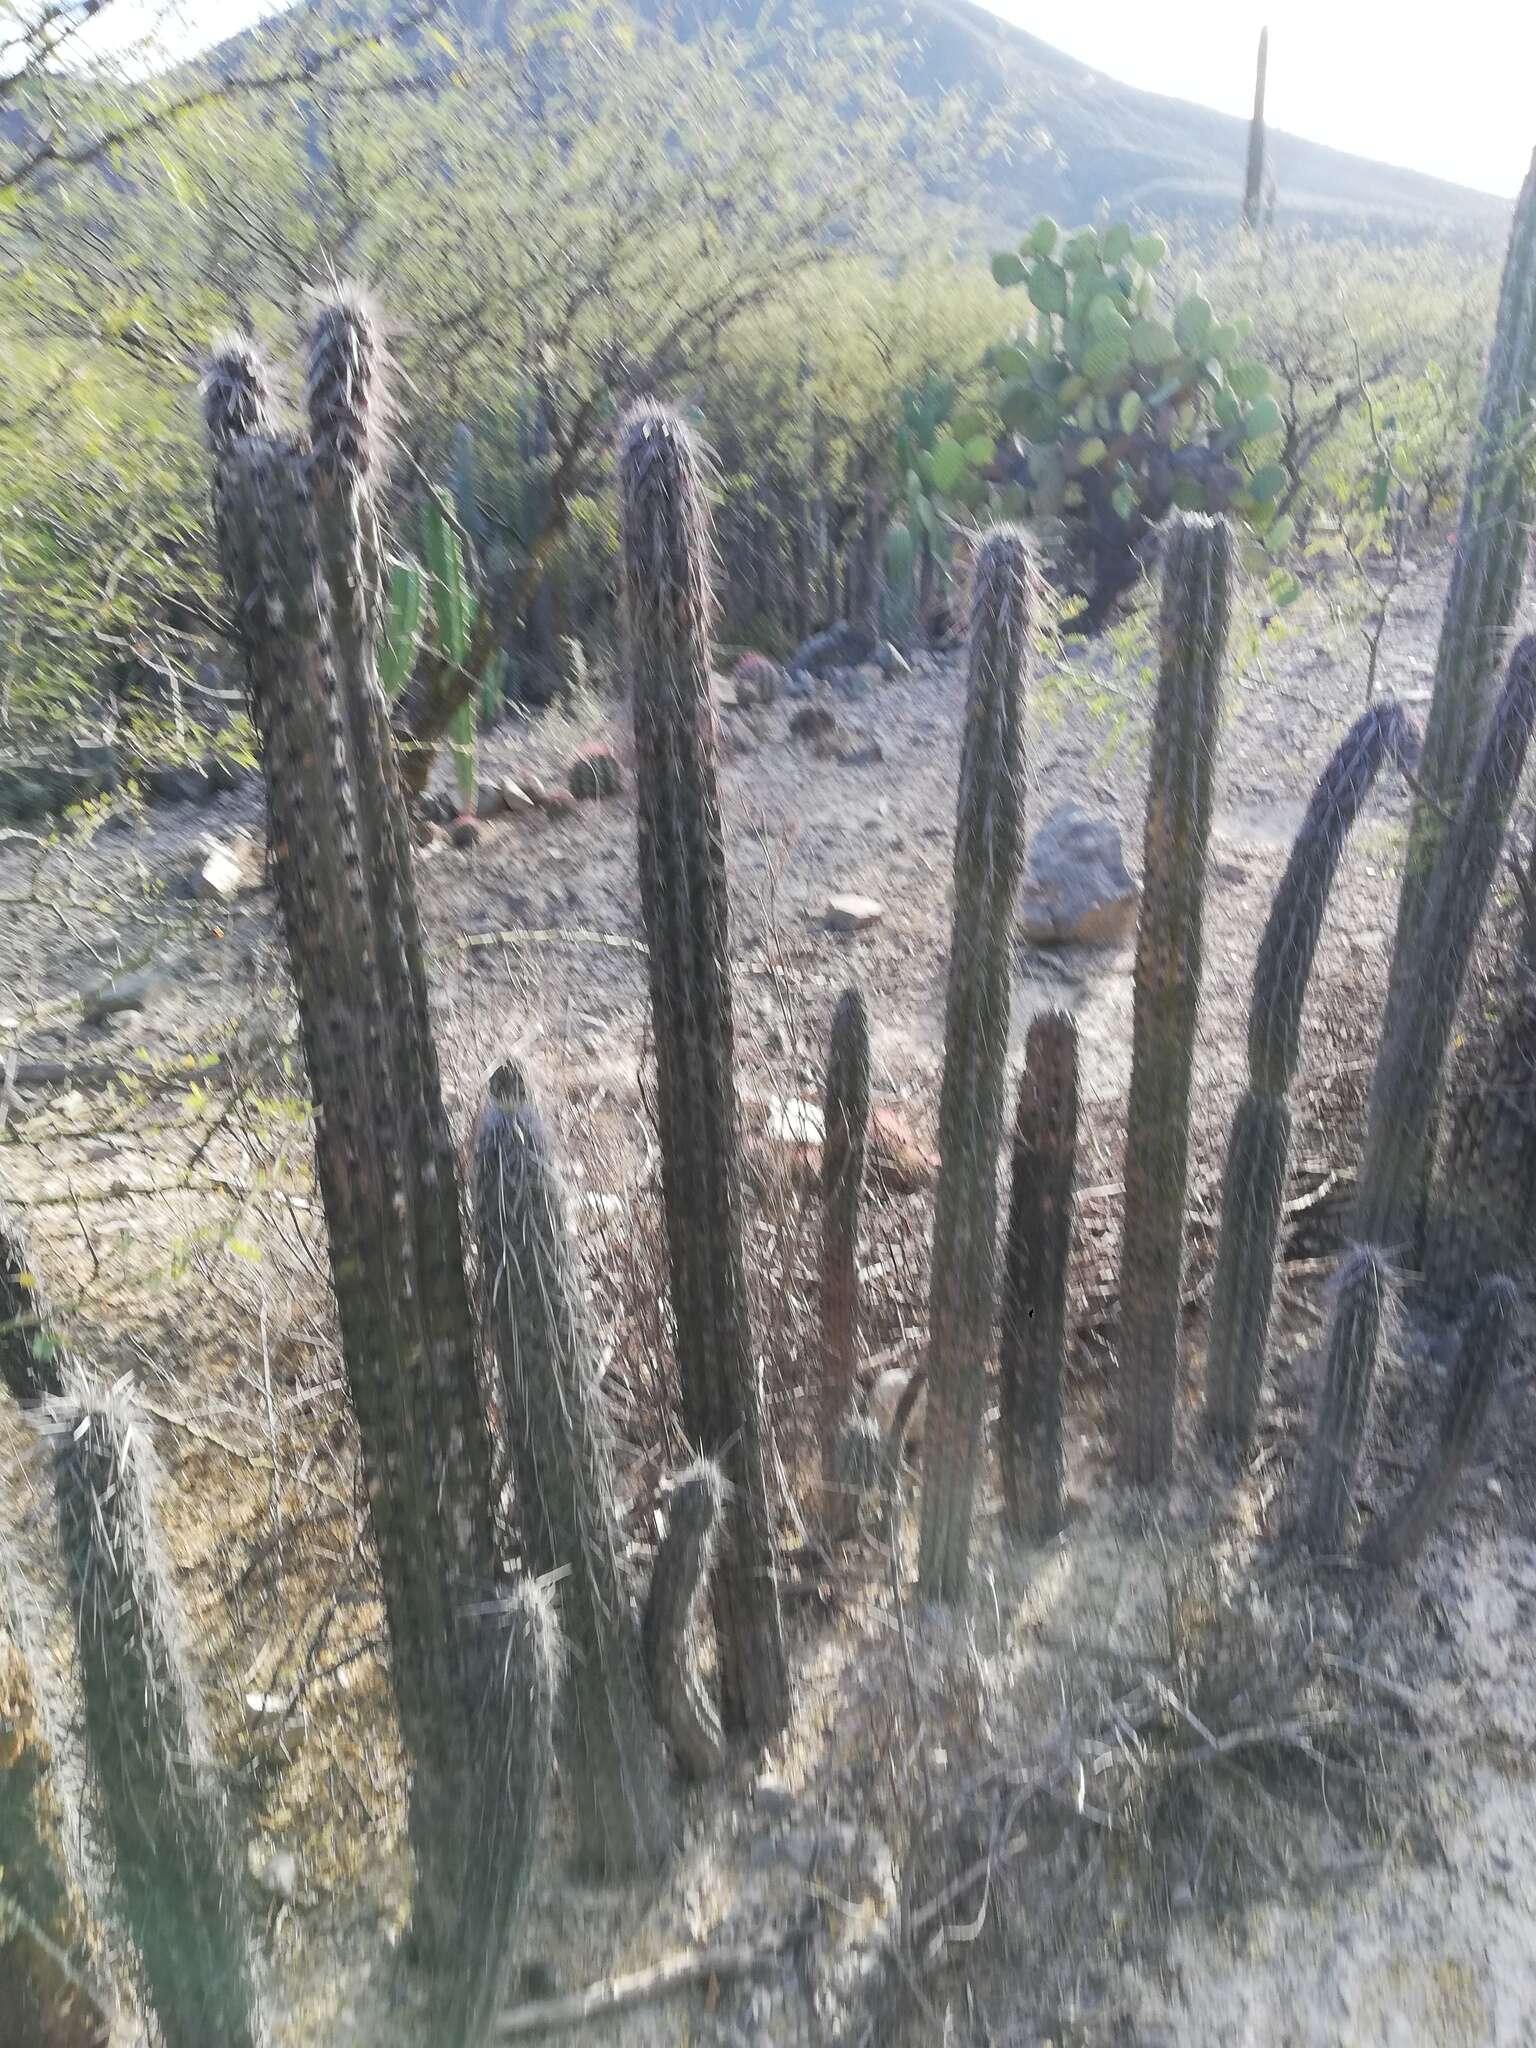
left=820, top=986, right=871, bottom=1525
left=642, top=1459, right=728, bottom=1782
left=1242, top=26, right=1268, bottom=229
left=1355, top=638, right=1536, bottom=1254
left=1424, top=974, right=1536, bottom=1304
left=916, top=525, right=1031, bottom=1602
left=1390, top=150, right=1536, bottom=965
left=474, top=1063, right=674, bottom=1875
left=1304, top=1247, right=1392, bottom=1552
left=1, top=1210, right=61, bottom=1407
left=52, top=1377, right=266, bottom=2048
left=999, top=1009, right=1079, bottom=1542
left=444, top=1579, right=560, bottom=2048
left=1367, top=1276, right=1517, bottom=1567
left=208, top=372, right=496, bottom=1951
left=1118, top=514, right=1230, bottom=1484
left=1206, top=702, right=1415, bottom=1453
left=618, top=402, right=788, bottom=1736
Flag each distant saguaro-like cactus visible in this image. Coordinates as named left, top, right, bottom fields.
left=999, top=1009, right=1079, bottom=1543
left=916, top=526, right=1031, bottom=1602
left=208, top=342, right=496, bottom=1953
left=1368, top=1276, right=1517, bottom=1567
left=475, top=1063, right=674, bottom=1876
left=53, top=1378, right=266, bottom=2048
left=1354, top=638, right=1536, bottom=1255
left=820, top=986, right=871, bottom=1528
left=1242, top=26, right=1269, bottom=229
left=1206, top=701, right=1415, bottom=1454
left=618, top=402, right=788, bottom=1736
left=1304, top=1248, right=1392, bottom=1552
left=1118, top=514, right=1230, bottom=1485
left=643, top=1459, right=728, bottom=1782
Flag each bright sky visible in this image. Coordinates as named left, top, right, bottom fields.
left=103, top=1, right=1536, bottom=200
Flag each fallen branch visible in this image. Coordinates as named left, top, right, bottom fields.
left=495, top=1937, right=789, bottom=2039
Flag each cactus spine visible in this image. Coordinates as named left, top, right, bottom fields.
left=1368, top=1276, right=1517, bottom=1566
left=1304, top=1248, right=1391, bottom=1551
left=618, top=402, right=788, bottom=1737
left=1390, top=151, right=1536, bottom=967
left=474, top=1063, right=673, bottom=1876
left=1242, top=26, right=1268, bottom=230
left=445, top=1579, right=560, bottom=2047
left=208, top=358, right=496, bottom=1951
left=1206, top=702, right=1414, bottom=1452
left=52, top=1378, right=266, bottom=2048
left=1355, top=638, right=1536, bottom=1254
left=999, top=1009, right=1079, bottom=1543
left=1118, top=514, right=1230, bottom=1484
left=916, top=526, right=1031, bottom=1602
left=642, top=1460, right=728, bottom=1781
left=820, top=986, right=871, bottom=1528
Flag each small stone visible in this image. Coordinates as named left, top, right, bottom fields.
left=1018, top=801, right=1139, bottom=947
left=449, top=816, right=483, bottom=851
left=837, top=740, right=884, bottom=768
left=868, top=1106, right=937, bottom=1193
left=498, top=778, right=537, bottom=817
left=197, top=832, right=264, bottom=901
left=729, top=652, right=785, bottom=707
left=476, top=777, right=509, bottom=819
left=81, top=967, right=160, bottom=1024
left=568, top=744, right=623, bottom=800
left=535, top=788, right=578, bottom=822
left=752, top=1772, right=793, bottom=1819
left=249, top=1846, right=300, bottom=1902
left=826, top=894, right=883, bottom=933
left=789, top=704, right=838, bottom=743
left=419, top=790, right=456, bottom=825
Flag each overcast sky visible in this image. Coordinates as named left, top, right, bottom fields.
left=107, top=1, right=1536, bottom=200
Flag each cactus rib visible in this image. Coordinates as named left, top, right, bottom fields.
left=1304, top=1247, right=1392, bottom=1551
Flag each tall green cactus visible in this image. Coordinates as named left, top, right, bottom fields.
left=1206, top=701, right=1415, bottom=1453
left=642, top=1460, right=728, bottom=1781
left=820, top=986, right=871, bottom=1526
left=1242, top=26, right=1269, bottom=229
left=52, top=1377, right=266, bottom=2048
left=916, top=526, right=1031, bottom=1601
left=1390, top=151, right=1536, bottom=967
left=208, top=363, right=496, bottom=1952
left=1355, top=638, right=1536, bottom=1253
left=1367, top=1276, right=1517, bottom=1567
left=999, top=1009, right=1079, bottom=1544
left=474, top=1063, right=674, bottom=1876
left=618, top=402, right=788, bottom=1737
left=1304, top=1247, right=1392, bottom=1552
left=1118, top=515, right=1230, bottom=1484
left=445, top=1578, right=560, bottom=2048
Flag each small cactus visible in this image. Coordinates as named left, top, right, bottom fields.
left=1355, top=637, right=1536, bottom=1253
left=999, top=1009, right=1079, bottom=1542
left=1206, top=702, right=1415, bottom=1452
left=202, top=336, right=274, bottom=456
left=1367, top=1276, right=1518, bottom=1567
left=443, top=1578, right=560, bottom=2047
left=475, top=1063, right=673, bottom=1876
left=1304, top=1248, right=1392, bottom=1552
left=917, top=526, right=1031, bottom=1602
left=1118, top=514, right=1230, bottom=1484
left=642, top=1460, right=728, bottom=1782
left=52, top=1376, right=266, bottom=2048
left=2, top=1211, right=62, bottom=1407
left=619, top=402, right=788, bottom=1736
left=820, top=987, right=871, bottom=1525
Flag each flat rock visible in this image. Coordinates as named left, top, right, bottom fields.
left=81, top=967, right=161, bottom=1024
left=826, top=894, right=883, bottom=933
left=868, top=1106, right=937, bottom=1194
left=1018, top=801, right=1139, bottom=947
left=197, top=832, right=265, bottom=901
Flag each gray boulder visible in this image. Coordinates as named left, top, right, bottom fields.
left=1018, top=801, right=1139, bottom=947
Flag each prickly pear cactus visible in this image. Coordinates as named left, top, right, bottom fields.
left=820, top=986, right=871, bottom=1525
left=917, top=526, right=1031, bottom=1601
left=643, top=1459, right=728, bottom=1782
left=999, top=1008, right=1079, bottom=1542
left=618, top=401, right=788, bottom=1736
left=475, top=1062, right=673, bottom=1876
left=1118, top=514, right=1229, bottom=1485
left=1206, top=701, right=1415, bottom=1453
left=52, top=1377, right=267, bottom=2048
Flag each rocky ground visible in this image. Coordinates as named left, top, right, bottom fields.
left=3, top=549, right=1536, bottom=2046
